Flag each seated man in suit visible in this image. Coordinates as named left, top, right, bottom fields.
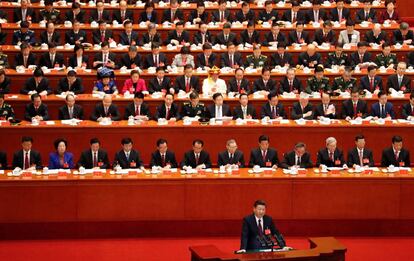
left=306, top=0, right=328, bottom=23
left=78, top=138, right=110, bottom=169
left=371, top=91, right=395, bottom=119
left=313, top=21, right=336, bottom=46
left=392, top=21, right=414, bottom=45
left=56, top=70, right=84, bottom=95
left=355, top=0, right=378, bottom=23
left=181, top=139, right=212, bottom=170
left=24, top=93, right=50, bottom=121
left=145, top=43, right=167, bottom=69
left=14, top=0, right=36, bottom=23
left=58, top=93, right=84, bottom=120
left=375, top=42, right=398, bottom=69
left=189, top=2, right=209, bottom=25
left=15, top=43, right=37, bottom=69
left=120, top=45, right=142, bottom=69
left=92, top=41, right=116, bottom=69
left=239, top=200, right=286, bottom=252
left=270, top=43, right=293, bottom=68
left=347, top=134, right=374, bottom=167
left=165, top=20, right=190, bottom=46
left=381, top=135, right=410, bottom=167
left=278, top=67, right=303, bottom=94
left=234, top=1, right=255, bottom=23
left=162, top=0, right=184, bottom=23
left=174, top=64, right=200, bottom=93
left=180, top=92, right=207, bottom=119
left=193, top=23, right=213, bottom=46
left=90, top=94, right=121, bottom=122
left=211, top=0, right=232, bottom=23
left=148, top=67, right=173, bottom=94
left=124, top=92, right=151, bottom=121
left=325, top=44, right=349, bottom=68
left=207, top=92, right=231, bottom=119
left=220, top=42, right=243, bottom=69
left=298, top=44, right=322, bottom=69
left=252, top=67, right=277, bottom=95
left=39, top=42, right=65, bottom=69
left=40, top=22, right=61, bottom=45
left=281, top=0, right=305, bottom=23
left=65, top=2, right=85, bottom=23
left=249, top=135, right=279, bottom=168
left=402, top=92, right=414, bottom=120
left=154, top=93, right=180, bottom=121
left=12, top=136, right=42, bottom=170
left=314, top=92, right=337, bottom=119
left=112, top=0, right=133, bottom=24
left=260, top=92, right=286, bottom=119
left=228, top=68, right=250, bottom=94
left=233, top=93, right=257, bottom=120
left=291, top=93, right=314, bottom=120
left=349, top=41, right=372, bottom=68
left=89, top=0, right=111, bottom=23
left=316, top=137, right=346, bottom=167
left=214, top=22, right=238, bottom=46
left=240, top=21, right=260, bottom=45
left=119, top=20, right=139, bottom=46
left=341, top=88, right=369, bottom=120
left=386, top=62, right=411, bottom=93
left=359, top=65, right=383, bottom=94
left=150, top=138, right=178, bottom=168
left=258, top=1, right=279, bottom=24
left=338, top=20, right=360, bottom=45
left=113, top=137, right=144, bottom=170
left=218, top=139, right=245, bottom=168
left=365, top=23, right=387, bottom=46
left=288, top=21, right=310, bottom=45
left=141, top=23, right=163, bottom=47
left=263, top=23, right=287, bottom=47
left=65, top=20, right=87, bottom=45
left=280, top=142, right=313, bottom=169
left=330, top=0, right=350, bottom=22
left=196, top=43, right=217, bottom=69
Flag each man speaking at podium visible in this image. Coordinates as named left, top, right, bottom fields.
left=238, top=200, right=287, bottom=253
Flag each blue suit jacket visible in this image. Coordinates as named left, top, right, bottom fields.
left=48, top=152, right=75, bottom=169
left=371, top=102, right=395, bottom=119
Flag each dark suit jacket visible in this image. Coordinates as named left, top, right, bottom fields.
left=316, top=148, right=345, bottom=167
left=141, top=32, right=162, bottom=46
left=253, top=79, right=277, bottom=93
left=260, top=103, right=286, bottom=119
left=93, top=52, right=117, bottom=69
left=241, top=214, right=285, bottom=251
left=263, top=32, right=287, bottom=46
left=0, top=151, right=7, bottom=170
left=92, top=29, right=114, bottom=45
left=211, top=10, right=231, bottom=23
left=12, top=149, right=42, bottom=169
left=281, top=10, right=306, bottom=22
left=65, top=9, right=86, bottom=23
left=78, top=149, right=110, bottom=169
left=89, top=10, right=111, bottom=22
left=278, top=77, right=303, bottom=94
left=288, top=31, right=311, bottom=45
left=381, top=147, right=410, bottom=167
left=21, top=77, right=52, bottom=95
left=188, top=10, right=209, bottom=24
left=270, top=52, right=293, bottom=67
left=90, top=103, right=121, bottom=121
left=220, top=52, right=243, bottom=68
left=124, top=102, right=151, bottom=119
left=298, top=52, right=322, bottom=67
left=240, top=30, right=261, bottom=45
left=150, top=150, right=178, bottom=168
left=119, top=31, right=139, bottom=46
left=165, top=30, right=190, bottom=45
left=13, top=8, right=36, bottom=23
left=330, top=8, right=351, bottom=21
left=15, top=53, right=37, bottom=68
left=228, top=78, right=250, bottom=93
left=181, top=150, right=212, bottom=168
left=139, top=11, right=158, bottom=23
left=392, top=29, right=414, bottom=45
left=355, top=9, right=377, bottom=23
left=347, top=147, right=374, bottom=167
left=258, top=10, right=279, bottom=23
left=148, top=77, right=171, bottom=93
left=154, top=103, right=180, bottom=120
left=364, top=31, right=387, bottom=44
left=407, top=51, right=414, bottom=67
left=113, top=149, right=143, bottom=169
left=386, top=74, right=411, bottom=93
left=162, top=9, right=184, bottom=22
left=305, top=9, right=328, bottom=23
left=196, top=53, right=217, bottom=68
left=112, top=9, right=134, bottom=23
left=401, top=103, right=414, bottom=120
left=144, top=53, right=167, bottom=68
left=56, top=77, right=84, bottom=94
left=193, top=31, right=213, bottom=45
left=65, top=30, right=87, bottom=45
left=214, top=32, right=238, bottom=46
left=40, top=31, right=61, bottom=45
left=314, top=103, right=337, bottom=119
left=341, top=99, right=369, bottom=118
left=68, top=55, right=89, bottom=68
left=349, top=52, right=372, bottom=66
left=217, top=150, right=245, bottom=167
left=359, top=75, right=383, bottom=92
left=234, top=10, right=255, bottom=22
left=58, top=104, right=84, bottom=120
left=249, top=148, right=279, bottom=168
left=232, top=105, right=257, bottom=119
left=371, top=102, right=395, bottom=119
left=120, top=53, right=142, bottom=69
left=280, top=150, right=313, bottom=169
left=39, top=52, right=65, bottom=68
left=291, top=102, right=314, bottom=120
left=24, top=103, right=49, bottom=121
left=313, top=29, right=336, bottom=45
left=207, top=104, right=232, bottom=118
left=174, top=75, right=200, bottom=93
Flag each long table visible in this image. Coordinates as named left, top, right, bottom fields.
left=3, top=93, right=411, bottom=120
left=0, top=120, right=413, bottom=167
left=0, top=168, right=413, bottom=239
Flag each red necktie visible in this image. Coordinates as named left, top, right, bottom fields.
left=195, top=154, right=199, bottom=165
left=24, top=152, right=30, bottom=169
left=395, top=151, right=399, bottom=161
left=230, top=55, right=234, bottom=67
left=262, top=150, right=266, bottom=162
left=166, top=107, right=170, bottom=120
left=161, top=154, right=166, bottom=167
left=121, top=11, right=125, bottom=21
left=289, top=81, right=293, bottom=92
left=101, top=31, right=105, bottom=43
left=237, top=81, right=241, bottom=92
left=93, top=152, right=98, bottom=168
left=353, top=103, right=358, bottom=117
left=154, top=55, right=159, bottom=67
left=258, top=219, right=264, bottom=236
left=135, top=105, right=140, bottom=116
left=329, top=152, right=334, bottom=162
left=185, top=78, right=190, bottom=92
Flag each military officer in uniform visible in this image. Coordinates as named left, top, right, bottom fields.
left=12, top=21, right=35, bottom=45
left=0, top=52, right=9, bottom=69
left=375, top=42, right=398, bottom=69
left=332, top=67, right=357, bottom=92
left=0, top=94, right=15, bottom=120
left=245, top=44, right=268, bottom=69
left=39, top=0, right=61, bottom=24
left=306, top=65, right=331, bottom=94
left=325, top=44, right=349, bottom=68
left=181, top=92, right=206, bottom=118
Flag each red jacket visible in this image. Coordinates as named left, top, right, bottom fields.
left=121, top=78, right=148, bottom=94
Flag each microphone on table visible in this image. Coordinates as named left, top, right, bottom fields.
left=274, top=233, right=287, bottom=249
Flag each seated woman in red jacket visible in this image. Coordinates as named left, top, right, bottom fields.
left=121, top=70, right=148, bottom=95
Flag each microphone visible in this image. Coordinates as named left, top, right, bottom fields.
left=256, top=235, right=268, bottom=248
left=274, top=233, right=286, bottom=248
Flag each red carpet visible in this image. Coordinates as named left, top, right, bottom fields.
left=0, top=237, right=413, bottom=261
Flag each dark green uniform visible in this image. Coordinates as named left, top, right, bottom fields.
left=375, top=53, right=398, bottom=68
left=245, top=54, right=268, bottom=68
left=39, top=9, right=61, bottom=23
left=0, top=53, right=8, bottom=69
left=181, top=102, right=206, bottom=118
left=306, top=76, right=331, bottom=93
left=325, top=52, right=348, bottom=67
left=332, top=77, right=357, bottom=92
left=0, top=103, right=14, bottom=120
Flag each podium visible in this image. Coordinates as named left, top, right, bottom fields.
left=189, top=237, right=346, bottom=261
